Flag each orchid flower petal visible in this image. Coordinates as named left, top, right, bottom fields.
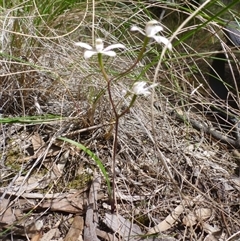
left=132, top=81, right=158, bottom=96
left=145, top=21, right=163, bottom=37
left=147, top=25, right=163, bottom=37
left=131, top=25, right=141, bottom=31
left=104, top=43, right=126, bottom=52
left=101, top=50, right=117, bottom=57
left=152, top=36, right=172, bottom=50
left=132, top=82, right=147, bottom=95
left=146, top=20, right=159, bottom=26
left=130, top=25, right=145, bottom=36
left=142, top=90, right=151, bottom=96
left=75, top=42, right=93, bottom=50
left=146, top=83, right=158, bottom=90
left=84, top=50, right=97, bottom=59
left=76, top=38, right=125, bottom=58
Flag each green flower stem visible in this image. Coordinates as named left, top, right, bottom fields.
left=137, top=36, right=150, bottom=62
left=111, top=36, right=150, bottom=83
left=98, top=53, right=118, bottom=116
left=119, top=94, right=137, bottom=118
left=98, top=53, right=109, bottom=83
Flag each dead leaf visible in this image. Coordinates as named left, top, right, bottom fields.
left=64, top=215, right=83, bottom=241
left=84, top=173, right=101, bottom=241
left=96, top=228, right=120, bottom=241
left=203, top=234, right=219, bottom=241
left=31, top=232, right=42, bottom=241
left=182, top=212, right=197, bottom=227
left=40, top=220, right=61, bottom=241
left=195, top=208, right=212, bottom=221
left=202, top=223, right=221, bottom=234
left=104, top=213, right=143, bottom=241
left=32, top=132, right=45, bottom=152
left=39, top=192, right=84, bottom=213
left=0, top=198, right=17, bottom=224
left=30, top=220, right=43, bottom=241
left=183, top=208, right=212, bottom=227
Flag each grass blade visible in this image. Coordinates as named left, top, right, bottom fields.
left=58, top=136, right=112, bottom=197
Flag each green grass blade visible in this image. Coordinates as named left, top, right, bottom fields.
left=0, top=114, right=63, bottom=124
left=58, top=137, right=112, bottom=197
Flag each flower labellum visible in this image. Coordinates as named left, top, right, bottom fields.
left=75, top=38, right=126, bottom=59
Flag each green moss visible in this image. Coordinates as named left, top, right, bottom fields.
left=5, top=148, right=23, bottom=171
left=135, top=213, right=151, bottom=227
left=67, top=172, right=92, bottom=190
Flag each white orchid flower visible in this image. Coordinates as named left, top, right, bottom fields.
left=75, top=38, right=126, bottom=59
left=131, top=20, right=172, bottom=50
left=132, top=81, right=158, bottom=97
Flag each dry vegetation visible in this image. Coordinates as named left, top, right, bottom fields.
left=0, top=1, right=240, bottom=241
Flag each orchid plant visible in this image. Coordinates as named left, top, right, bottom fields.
left=75, top=20, right=172, bottom=212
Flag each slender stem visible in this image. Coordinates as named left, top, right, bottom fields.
left=98, top=53, right=108, bottom=81
left=98, top=53, right=118, bottom=117
left=111, top=116, right=119, bottom=212
left=98, top=53, right=119, bottom=211
left=111, top=36, right=149, bottom=83
left=119, top=94, right=137, bottom=118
